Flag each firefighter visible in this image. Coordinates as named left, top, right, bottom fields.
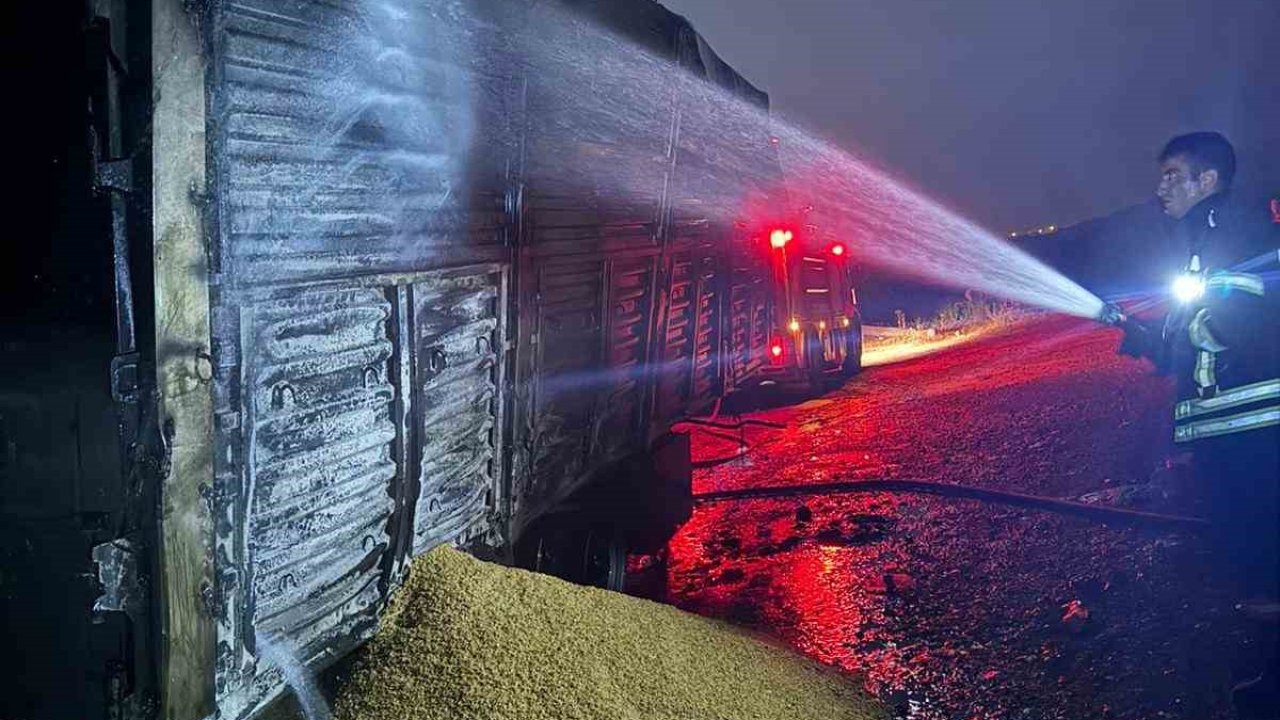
left=1116, top=131, right=1279, bottom=714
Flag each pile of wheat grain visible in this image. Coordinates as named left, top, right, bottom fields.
left=332, top=546, right=885, bottom=720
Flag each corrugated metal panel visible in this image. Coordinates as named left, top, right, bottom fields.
left=215, top=271, right=508, bottom=719
left=410, top=270, right=504, bottom=554
left=599, top=258, right=656, bottom=460
left=242, top=287, right=395, bottom=643
left=213, top=0, right=504, bottom=286
left=521, top=189, right=658, bottom=252
left=213, top=284, right=398, bottom=719
left=524, top=260, right=605, bottom=502
left=726, top=260, right=768, bottom=387
left=205, top=2, right=513, bottom=717
left=510, top=254, right=656, bottom=508
left=690, top=246, right=720, bottom=402
left=655, top=251, right=696, bottom=423
left=517, top=12, right=670, bottom=253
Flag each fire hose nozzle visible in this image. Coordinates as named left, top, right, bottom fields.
left=1098, top=302, right=1127, bottom=326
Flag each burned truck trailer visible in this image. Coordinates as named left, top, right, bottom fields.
left=0, top=1, right=823, bottom=718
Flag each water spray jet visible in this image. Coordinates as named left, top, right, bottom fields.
left=515, top=3, right=1109, bottom=321
left=255, top=633, right=332, bottom=720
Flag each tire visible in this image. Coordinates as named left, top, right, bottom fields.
left=517, top=519, right=627, bottom=592
left=516, top=521, right=573, bottom=578
left=803, top=327, right=825, bottom=391
left=579, top=525, right=627, bottom=592
left=842, top=320, right=863, bottom=377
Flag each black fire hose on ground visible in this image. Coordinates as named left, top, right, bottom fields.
left=678, top=395, right=1207, bottom=530
left=676, top=416, right=787, bottom=431
left=693, top=478, right=1209, bottom=530
left=674, top=417, right=786, bottom=463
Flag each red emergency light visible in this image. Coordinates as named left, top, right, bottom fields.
left=769, top=229, right=793, bottom=249
left=830, top=243, right=845, bottom=257
left=769, top=336, right=786, bottom=364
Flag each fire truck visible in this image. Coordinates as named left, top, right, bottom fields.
left=0, top=1, right=863, bottom=719
left=761, top=225, right=864, bottom=388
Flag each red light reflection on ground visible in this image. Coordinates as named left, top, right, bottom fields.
left=666, top=493, right=921, bottom=696
left=662, top=316, right=1186, bottom=714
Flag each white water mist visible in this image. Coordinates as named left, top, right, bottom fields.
left=514, top=3, right=1104, bottom=319
left=256, top=633, right=332, bottom=720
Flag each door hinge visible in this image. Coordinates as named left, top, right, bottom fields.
left=95, top=155, right=134, bottom=195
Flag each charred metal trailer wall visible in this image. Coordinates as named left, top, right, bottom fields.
left=192, top=1, right=520, bottom=716
left=182, top=0, right=782, bottom=717
left=506, top=1, right=780, bottom=537
left=0, top=1, right=781, bottom=718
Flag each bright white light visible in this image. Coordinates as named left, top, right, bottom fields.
left=1172, top=274, right=1205, bottom=303
left=788, top=319, right=801, bottom=332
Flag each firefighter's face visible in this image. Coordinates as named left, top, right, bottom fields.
left=1156, top=155, right=1219, bottom=219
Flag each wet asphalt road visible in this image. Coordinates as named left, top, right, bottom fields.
left=645, top=315, right=1277, bottom=720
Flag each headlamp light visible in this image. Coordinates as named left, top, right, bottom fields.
left=1172, top=273, right=1205, bottom=304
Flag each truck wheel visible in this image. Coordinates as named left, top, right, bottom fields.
left=517, top=520, right=626, bottom=592
left=803, top=327, right=826, bottom=391
left=516, top=521, right=574, bottom=579
left=842, top=320, right=863, bottom=377
left=579, top=525, right=627, bottom=592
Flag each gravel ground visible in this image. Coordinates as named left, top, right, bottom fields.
left=652, top=315, right=1278, bottom=720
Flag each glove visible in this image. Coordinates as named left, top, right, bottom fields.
left=1097, top=302, right=1127, bottom=327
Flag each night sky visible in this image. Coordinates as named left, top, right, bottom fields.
left=661, top=0, right=1279, bottom=234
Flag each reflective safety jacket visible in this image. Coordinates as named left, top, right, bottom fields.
left=1163, top=195, right=1280, bottom=444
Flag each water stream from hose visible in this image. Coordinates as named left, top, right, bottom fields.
left=256, top=633, right=332, bottom=720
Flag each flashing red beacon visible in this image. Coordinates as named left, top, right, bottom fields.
left=769, top=228, right=792, bottom=249
left=768, top=336, right=786, bottom=364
